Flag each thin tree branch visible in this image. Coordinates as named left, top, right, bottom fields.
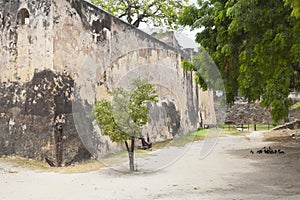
left=125, top=140, right=130, bottom=152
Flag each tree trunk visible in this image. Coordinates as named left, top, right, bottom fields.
left=125, top=136, right=135, bottom=172
left=54, top=114, right=64, bottom=167
left=55, top=126, right=63, bottom=167
left=128, top=151, right=134, bottom=172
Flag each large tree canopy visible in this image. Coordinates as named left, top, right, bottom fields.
left=179, top=0, right=300, bottom=122
left=91, top=0, right=188, bottom=28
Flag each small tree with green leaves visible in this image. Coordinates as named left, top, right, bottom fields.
left=94, top=78, right=158, bottom=172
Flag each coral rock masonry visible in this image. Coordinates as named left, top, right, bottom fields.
left=0, top=0, right=215, bottom=161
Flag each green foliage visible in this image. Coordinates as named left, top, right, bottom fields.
left=94, top=78, right=157, bottom=172
left=285, top=0, right=300, bottom=18
left=179, top=0, right=300, bottom=122
left=94, top=78, right=158, bottom=143
left=182, top=59, right=195, bottom=71
left=194, top=71, right=208, bottom=91
left=94, top=100, right=130, bottom=142
left=182, top=59, right=209, bottom=90
left=91, top=0, right=188, bottom=28
left=128, top=78, right=158, bottom=126
left=291, top=101, right=300, bottom=110
left=193, top=47, right=225, bottom=91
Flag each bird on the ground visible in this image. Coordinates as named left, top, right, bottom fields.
left=257, top=150, right=263, bottom=154
left=278, top=149, right=285, bottom=154
left=45, top=158, right=55, bottom=167
left=264, top=149, right=269, bottom=154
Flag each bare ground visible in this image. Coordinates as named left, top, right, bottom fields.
left=0, top=129, right=299, bottom=200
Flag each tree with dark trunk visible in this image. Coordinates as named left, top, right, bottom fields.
left=94, top=78, right=158, bottom=172
left=54, top=114, right=65, bottom=167
left=91, top=0, right=188, bottom=29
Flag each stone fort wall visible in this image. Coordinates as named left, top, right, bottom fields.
left=0, top=0, right=215, bottom=162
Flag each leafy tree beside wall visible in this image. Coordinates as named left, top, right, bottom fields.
left=179, top=0, right=300, bottom=122
left=94, top=78, right=158, bottom=172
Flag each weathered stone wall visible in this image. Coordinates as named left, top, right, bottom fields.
left=273, top=120, right=300, bottom=130
left=198, top=90, right=216, bottom=126
left=0, top=0, right=54, bottom=82
left=0, top=0, right=214, bottom=161
left=290, top=108, right=300, bottom=121
left=289, top=92, right=300, bottom=101
left=0, top=70, right=91, bottom=162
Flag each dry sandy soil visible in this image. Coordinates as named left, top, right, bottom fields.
left=0, top=130, right=300, bottom=200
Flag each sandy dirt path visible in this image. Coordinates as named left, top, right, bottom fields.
left=0, top=131, right=299, bottom=200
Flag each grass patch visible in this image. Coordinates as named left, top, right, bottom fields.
left=103, top=150, right=128, bottom=159
left=149, top=129, right=208, bottom=149
left=223, top=123, right=274, bottom=132
left=169, top=129, right=208, bottom=147
left=291, top=101, right=300, bottom=110
left=151, top=139, right=173, bottom=150
left=255, top=124, right=275, bottom=131
left=220, top=129, right=246, bottom=136
left=229, top=131, right=245, bottom=136
left=0, top=156, right=49, bottom=170
left=150, top=129, right=208, bottom=149
left=221, top=123, right=275, bottom=136
left=0, top=156, right=104, bottom=173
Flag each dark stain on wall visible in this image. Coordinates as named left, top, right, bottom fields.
left=68, top=0, right=92, bottom=31
left=162, top=101, right=181, bottom=136
left=0, top=70, right=91, bottom=162
left=185, top=71, right=199, bottom=126
left=148, top=100, right=181, bottom=140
